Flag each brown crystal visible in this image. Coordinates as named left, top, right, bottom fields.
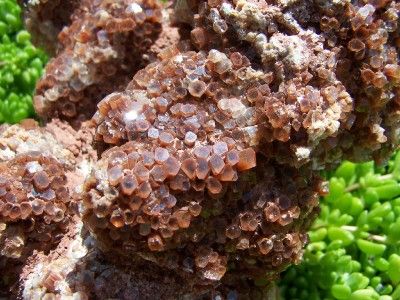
left=33, top=0, right=163, bottom=123
left=148, top=234, right=165, bottom=251
left=225, top=224, right=241, bottom=239
left=121, top=175, right=138, bottom=196
left=257, top=238, right=273, bottom=255
left=188, top=80, right=207, bottom=98
left=33, top=171, right=50, bottom=190
left=181, top=158, right=197, bottom=180
left=237, top=148, right=256, bottom=171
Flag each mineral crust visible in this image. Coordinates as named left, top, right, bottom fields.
left=82, top=0, right=398, bottom=294
left=33, top=0, right=163, bottom=125
left=82, top=49, right=325, bottom=286
left=176, top=0, right=400, bottom=169
left=10, top=0, right=400, bottom=298
left=0, top=120, right=95, bottom=297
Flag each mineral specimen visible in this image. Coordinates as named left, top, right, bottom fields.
left=0, top=120, right=94, bottom=296
left=8, top=0, right=400, bottom=298
left=0, top=151, right=71, bottom=259
left=176, top=0, right=400, bottom=169
left=33, top=0, right=163, bottom=125
left=93, top=49, right=265, bottom=147
left=83, top=145, right=322, bottom=287
left=82, top=49, right=324, bottom=287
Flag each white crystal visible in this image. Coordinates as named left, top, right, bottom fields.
left=126, top=3, right=143, bottom=14
left=148, top=127, right=160, bottom=139
left=26, top=161, right=43, bottom=174
left=124, top=109, right=138, bottom=122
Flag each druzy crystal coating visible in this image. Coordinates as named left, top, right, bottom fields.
left=3, top=0, right=399, bottom=298
left=0, top=123, right=73, bottom=260
left=32, top=0, right=162, bottom=123
left=81, top=48, right=326, bottom=284
left=178, top=0, right=399, bottom=168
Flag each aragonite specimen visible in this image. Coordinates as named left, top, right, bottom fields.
left=0, top=120, right=95, bottom=296
left=21, top=0, right=80, bottom=55
left=0, top=121, right=79, bottom=259
left=83, top=49, right=325, bottom=285
left=0, top=152, right=71, bottom=259
left=33, top=0, right=162, bottom=124
left=11, top=0, right=400, bottom=298
left=0, top=123, right=73, bottom=294
left=83, top=144, right=322, bottom=286
left=92, top=48, right=355, bottom=171
left=93, top=49, right=266, bottom=147
left=177, top=0, right=400, bottom=168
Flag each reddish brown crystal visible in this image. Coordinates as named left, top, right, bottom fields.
left=15, top=0, right=400, bottom=298
left=83, top=135, right=321, bottom=285
left=174, top=0, right=400, bottom=168
left=0, top=127, right=74, bottom=260
left=34, top=0, right=163, bottom=124
left=237, top=148, right=256, bottom=171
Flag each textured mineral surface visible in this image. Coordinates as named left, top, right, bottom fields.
left=81, top=47, right=326, bottom=290
left=4, top=0, right=399, bottom=299
left=21, top=0, right=80, bottom=54
left=33, top=0, right=163, bottom=125
left=176, top=0, right=400, bottom=169
left=18, top=218, right=280, bottom=299
left=20, top=221, right=197, bottom=299
left=0, top=120, right=95, bottom=297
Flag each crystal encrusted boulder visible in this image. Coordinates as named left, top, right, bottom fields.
left=33, top=0, right=162, bottom=124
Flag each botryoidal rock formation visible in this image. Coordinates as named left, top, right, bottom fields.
left=1, top=0, right=399, bottom=299
left=0, top=119, right=96, bottom=297
left=176, top=0, right=400, bottom=169
left=32, top=0, right=163, bottom=124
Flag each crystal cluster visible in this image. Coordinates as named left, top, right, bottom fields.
left=83, top=148, right=322, bottom=285
left=79, top=0, right=399, bottom=292
left=0, top=120, right=95, bottom=296
left=178, top=0, right=400, bottom=168
left=0, top=150, right=70, bottom=259
left=9, top=0, right=399, bottom=298
left=93, top=49, right=266, bottom=147
left=82, top=49, right=324, bottom=285
left=0, top=122, right=72, bottom=287
left=33, top=0, right=162, bottom=124
left=21, top=0, right=80, bottom=54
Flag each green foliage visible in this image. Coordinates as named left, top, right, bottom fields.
left=0, top=0, right=47, bottom=124
left=280, top=151, right=400, bottom=300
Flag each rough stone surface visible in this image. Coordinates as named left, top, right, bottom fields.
left=33, top=0, right=163, bottom=125
left=5, top=0, right=399, bottom=298
left=176, top=0, right=400, bottom=168
left=0, top=120, right=95, bottom=297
